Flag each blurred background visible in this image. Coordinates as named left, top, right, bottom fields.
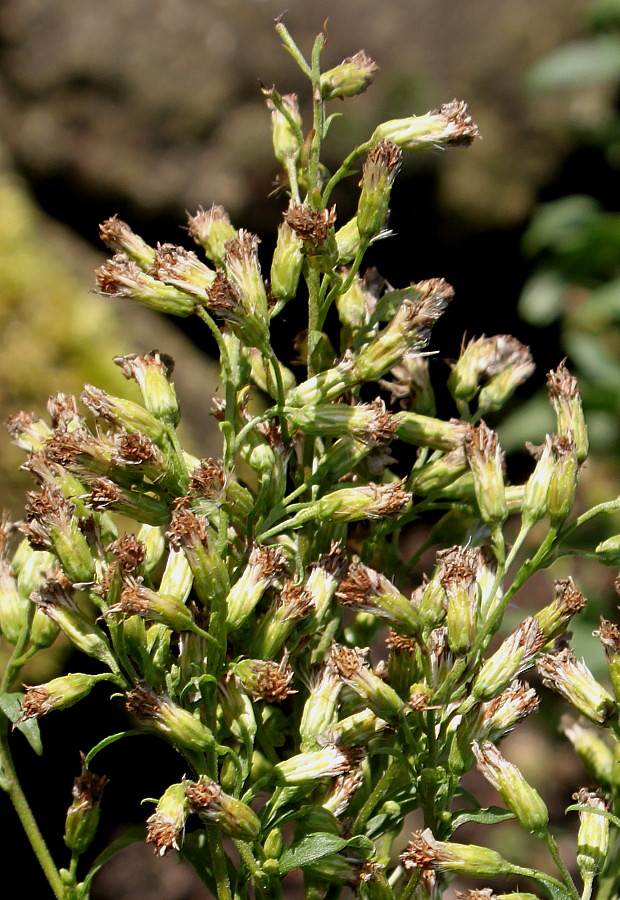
left=0, top=0, right=618, bottom=896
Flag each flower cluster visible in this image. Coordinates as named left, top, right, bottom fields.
left=1, top=20, right=620, bottom=900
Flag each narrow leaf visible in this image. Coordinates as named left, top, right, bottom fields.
left=85, top=729, right=145, bottom=766
left=0, top=691, right=43, bottom=755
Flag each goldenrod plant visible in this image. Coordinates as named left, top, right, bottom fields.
left=2, top=20, right=620, bottom=900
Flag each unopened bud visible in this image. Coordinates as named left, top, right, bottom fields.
left=560, top=716, right=614, bottom=787
left=357, top=141, right=401, bottom=240
left=371, top=100, right=479, bottom=151
left=473, top=740, right=548, bottom=834
left=146, top=782, right=189, bottom=856
left=266, top=91, right=302, bottom=164
left=547, top=361, right=588, bottom=463
left=126, top=683, right=215, bottom=752
left=114, top=351, right=180, bottom=426
left=593, top=617, right=620, bottom=700
left=270, top=219, right=303, bottom=302
left=400, top=828, right=512, bottom=878
left=537, top=648, right=616, bottom=724
left=187, top=205, right=237, bottom=266
left=464, top=422, right=507, bottom=527
left=185, top=777, right=260, bottom=840
left=574, top=788, right=610, bottom=876
left=99, top=216, right=155, bottom=269
left=320, top=50, right=378, bottom=100
left=546, top=434, right=578, bottom=525
left=95, top=254, right=196, bottom=316
left=64, top=754, right=109, bottom=854
left=20, top=672, right=112, bottom=720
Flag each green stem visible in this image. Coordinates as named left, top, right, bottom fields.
left=274, top=21, right=312, bottom=78
left=581, top=871, right=595, bottom=900
left=306, top=267, right=321, bottom=377
left=353, top=760, right=402, bottom=833
left=0, top=720, right=66, bottom=899
left=541, top=831, right=581, bottom=900
left=263, top=347, right=290, bottom=442
left=322, top=143, right=372, bottom=205
left=308, top=32, right=326, bottom=204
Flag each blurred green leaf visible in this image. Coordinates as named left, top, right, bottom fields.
left=518, top=270, right=566, bottom=326
left=527, top=35, right=620, bottom=90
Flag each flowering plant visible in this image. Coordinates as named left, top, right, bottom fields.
left=2, top=19, right=620, bottom=900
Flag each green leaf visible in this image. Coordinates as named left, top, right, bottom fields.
left=527, top=36, right=620, bottom=91
left=529, top=877, right=575, bottom=900
left=0, top=691, right=43, bottom=756
left=566, top=802, right=620, bottom=829
left=80, top=827, right=146, bottom=894
left=450, top=806, right=515, bottom=831
left=84, top=729, right=145, bottom=767
left=518, top=271, right=566, bottom=326
left=278, top=832, right=373, bottom=875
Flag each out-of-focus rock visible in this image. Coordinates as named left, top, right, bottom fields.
left=0, top=0, right=593, bottom=229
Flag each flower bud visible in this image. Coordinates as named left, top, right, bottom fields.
left=521, top=437, right=555, bottom=526
left=273, top=745, right=353, bottom=786
left=106, top=575, right=196, bottom=632
left=187, top=205, right=237, bottom=266
left=114, top=351, right=180, bottom=426
left=547, top=361, right=588, bottom=463
left=470, top=618, right=545, bottom=706
left=248, top=579, right=313, bottom=659
left=166, top=508, right=229, bottom=606
left=22, top=486, right=96, bottom=585
left=5, top=411, right=52, bottom=452
left=371, top=100, right=479, bottom=151
left=594, top=535, right=620, bottom=566
left=400, top=828, right=512, bottom=878
left=31, top=579, right=117, bottom=670
left=305, top=544, right=348, bottom=627
left=185, top=777, right=260, bottom=840
left=64, top=755, right=109, bottom=855
left=150, top=243, right=215, bottom=298
left=320, top=50, right=378, bottom=100
left=146, top=782, right=189, bottom=856
left=560, top=716, right=614, bottom=787
left=218, top=673, right=257, bottom=748
left=99, top=216, right=155, bottom=269
left=537, top=648, right=616, bottom=724
left=464, top=422, right=507, bottom=528
left=95, top=254, right=196, bottom=316
left=266, top=91, right=302, bottom=164
left=335, top=217, right=362, bottom=265
left=472, top=740, right=549, bottom=835
left=336, top=559, right=421, bottom=636
left=299, top=661, right=342, bottom=751
left=357, top=141, right=402, bottom=240
left=394, top=411, right=467, bottom=451
left=313, top=482, right=411, bottom=524
left=125, top=683, right=215, bottom=752
left=481, top=681, right=539, bottom=742
left=333, top=644, right=404, bottom=722
left=546, top=434, right=578, bottom=525
left=225, top=544, right=287, bottom=630
left=270, top=218, right=303, bottom=302
left=437, top=546, right=479, bottom=656
left=20, top=672, right=112, bottom=720
left=231, top=657, right=296, bottom=703
left=353, top=280, right=453, bottom=382
left=574, top=788, right=610, bottom=877
left=0, top=559, right=29, bottom=644
left=593, top=617, right=620, bottom=700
